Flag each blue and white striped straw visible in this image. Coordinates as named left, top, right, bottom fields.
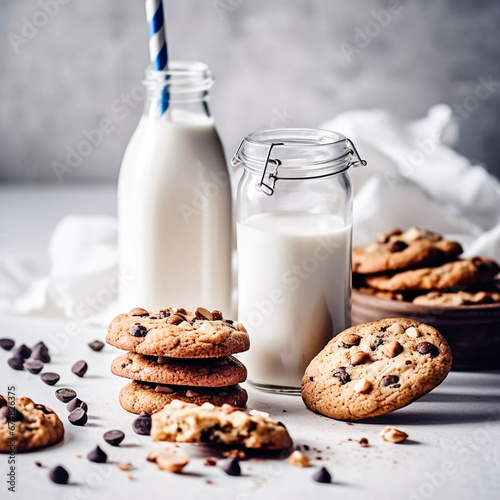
left=145, top=0, right=169, bottom=113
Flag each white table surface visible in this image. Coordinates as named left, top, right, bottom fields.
left=1, top=184, right=500, bottom=500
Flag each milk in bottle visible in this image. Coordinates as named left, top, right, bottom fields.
left=118, top=62, right=232, bottom=314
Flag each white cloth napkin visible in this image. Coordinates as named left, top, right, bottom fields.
left=1, top=104, right=499, bottom=321
left=321, top=104, right=500, bottom=255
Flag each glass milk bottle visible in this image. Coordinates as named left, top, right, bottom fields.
left=118, top=62, right=232, bottom=315
left=233, top=129, right=366, bottom=393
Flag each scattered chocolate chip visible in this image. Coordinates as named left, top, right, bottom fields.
left=49, top=465, right=69, bottom=484
left=333, top=367, right=351, bottom=384
left=405, top=360, right=412, bottom=365
left=14, top=344, right=31, bottom=359
left=359, top=437, right=369, bottom=447
left=176, top=308, right=187, bottom=314
left=129, top=325, right=148, bottom=337
left=87, top=446, right=107, bottom=463
left=312, top=466, right=332, bottom=483
left=31, top=344, right=51, bottom=363
left=24, top=359, right=44, bottom=374
left=388, top=240, right=408, bottom=252
left=0, top=338, right=15, bottom=351
left=67, top=398, right=88, bottom=413
left=381, top=375, right=400, bottom=388
left=225, top=319, right=234, bottom=325
left=309, top=376, right=314, bottom=382
left=88, top=340, right=105, bottom=352
left=220, top=457, right=241, bottom=476
left=211, top=310, right=223, bottom=321
left=35, top=461, right=43, bottom=467
left=132, top=416, right=151, bottom=435
left=103, top=430, right=125, bottom=446
left=72, top=360, right=88, bottom=378
left=416, top=342, right=439, bottom=357
left=204, top=457, right=217, bottom=466
left=303, top=444, right=310, bottom=451
left=0, top=406, right=24, bottom=421
left=41, top=372, right=60, bottom=385
left=55, top=388, right=77, bottom=403
left=7, top=356, right=25, bottom=371
left=68, top=408, right=88, bottom=426
left=370, top=335, right=385, bottom=351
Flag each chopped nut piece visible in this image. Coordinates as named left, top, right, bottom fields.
left=211, top=310, right=223, bottom=321
left=177, top=321, right=194, bottom=331
left=185, top=390, right=201, bottom=398
left=129, top=307, right=149, bottom=316
left=118, top=462, right=133, bottom=471
left=195, top=307, right=213, bottom=321
left=405, top=327, right=420, bottom=338
left=287, top=450, right=310, bottom=467
left=351, top=350, right=370, bottom=366
left=199, top=322, right=216, bottom=334
left=149, top=450, right=190, bottom=473
left=380, top=426, right=408, bottom=443
left=387, top=323, right=404, bottom=334
left=382, top=340, right=402, bottom=358
left=155, top=385, right=175, bottom=394
left=354, top=378, right=372, bottom=393
left=166, top=313, right=186, bottom=325
left=341, top=334, right=361, bottom=347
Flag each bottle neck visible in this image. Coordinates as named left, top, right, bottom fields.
left=142, top=62, right=215, bottom=123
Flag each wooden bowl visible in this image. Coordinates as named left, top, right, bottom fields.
left=351, top=289, right=500, bottom=371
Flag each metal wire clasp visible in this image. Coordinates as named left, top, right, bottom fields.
left=347, top=139, right=367, bottom=167
left=255, top=142, right=283, bottom=196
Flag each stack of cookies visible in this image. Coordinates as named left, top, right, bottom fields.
left=353, top=227, right=500, bottom=305
left=106, top=306, right=250, bottom=414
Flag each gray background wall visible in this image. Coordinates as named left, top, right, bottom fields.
left=1, top=0, right=499, bottom=183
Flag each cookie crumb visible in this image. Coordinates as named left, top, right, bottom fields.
left=204, top=457, right=218, bottom=466
left=222, top=449, right=246, bottom=459
left=205, top=479, right=213, bottom=485
left=287, top=450, right=310, bottom=467
left=118, top=462, right=133, bottom=471
left=359, top=437, right=369, bottom=447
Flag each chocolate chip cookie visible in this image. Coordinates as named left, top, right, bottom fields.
left=301, top=318, right=452, bottom=420
left=151, top=400, right=293, bottom=450
left=119, top=381, right=248, bottom=414
left=106, top=307, right=249, bottom=358
left=365, top=257, right=500, bottom=291
left=111, top=352, right=247, bottom=387
left=0, top=396, right=64, bottom=452
left=352, top=227, right=463, bottom=274
left=412, top=289, right=500, bottom=306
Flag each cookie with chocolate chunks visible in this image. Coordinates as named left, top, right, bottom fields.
left=352, top=227, right=463, bottom=274
left=111, top=352, right=247, bottom=387
left=301, top=318, right=452, bottom=420
left=118, top=381, right=248, bottom=415
left=106, top=307, right=249, bottom=358
left=365, top=257, right=500, bottom=292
